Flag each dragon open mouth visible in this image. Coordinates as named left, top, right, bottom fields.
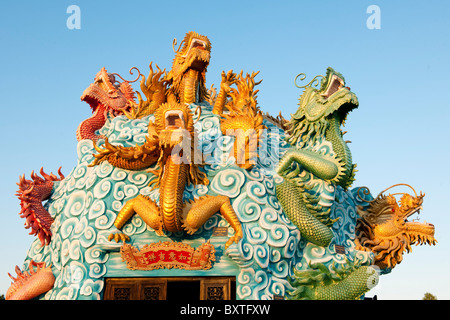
left=165, top=110, right=186, bottom=130
left=405, top=219, right=436, bottom=247
left=182, top=38, right=208, bottom=57
left=321, top=73, right=357, bottom=127
left=403, top=205, right=436, bottom=246
left=322, top=75, right=345, bottom=99
left=404, top=205, right=434, bottom=227
left=405, top=205, right=423, bottom=221
left=81, top=94, right=102, bottom=112
left=80, top=79, right=128, bottom=113
left=184, top=38, right=210, bottom=71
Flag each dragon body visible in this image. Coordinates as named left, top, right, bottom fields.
left=16, top=167, right=64, bottom=246
left=288, top=260, right=379, bottom=300
left=276, top=67, right=358, bottom=247
left=93, top=102, right=243, bottom=248
left=276, top=179, right=334, bottom=247
left=6, top=260, right=55, bottom=300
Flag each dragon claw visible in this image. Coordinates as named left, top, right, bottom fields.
left=108, top=232, right=130, bottom=243
left=224, top=233, right=242, bottom=249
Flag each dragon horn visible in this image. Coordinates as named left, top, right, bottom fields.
left=172, top=37, right=185, bottom=54
left=110, top=67, right=142, bottom=84
left=356, top=186, right=376, bottom=203
left=377, top=183, right=418, bottom=198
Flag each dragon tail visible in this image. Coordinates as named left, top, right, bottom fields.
left=288, top=260, right=379, bottom=300
left=6, top=260, right=55, bottom=300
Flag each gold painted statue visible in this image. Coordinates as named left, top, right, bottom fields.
left=355, top=184, right=436, bottom=270
left=129, top=31, right=212, bottom=118
left=217, top=71, right=266, bottom=170
left=91, top=102, right=243, bottom=248
left=88, top=31, right=272, bottom=248
left=125, top=31, right=266, bottom=171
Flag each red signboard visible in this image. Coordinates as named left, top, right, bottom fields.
left=120, top=241, right=215, bottom=270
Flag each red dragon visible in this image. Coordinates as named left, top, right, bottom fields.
left=6, top=260, right=55, bottom=300
left=77, top=67, right=137, bottom=141
left=16, top=167, right=64, bottom=246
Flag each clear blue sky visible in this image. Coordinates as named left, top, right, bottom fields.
left=0, top=0, right=449, bottom=299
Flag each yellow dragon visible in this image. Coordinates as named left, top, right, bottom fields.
left=93, top=102, right=243, bottom=248
left=88, top=31, right=268, bottom=248
left=355, top=184, right=436, bottom=271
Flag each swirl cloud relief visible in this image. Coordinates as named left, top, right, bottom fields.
left=23, top=104, right=373, bottom=300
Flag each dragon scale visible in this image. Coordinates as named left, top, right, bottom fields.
left=325, top=112, right=353, bottom=186
left=76, top=104, right=107, bottom=141
left=276, top=113, right=353, bottom=247
left=276, top=179, right=334, bottom=247
left=159, top=156, right=189, bottom=232
left=177, top=69, right=200, bottom=105
left=289, top=263, right=379, bottom=300
left=313, top=266, right=377, bottom=300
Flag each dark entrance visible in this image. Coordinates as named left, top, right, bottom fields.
left=104, top=277, right=236, bottom=300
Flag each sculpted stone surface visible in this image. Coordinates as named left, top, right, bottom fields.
left=6, top=32, right=435, bottom=300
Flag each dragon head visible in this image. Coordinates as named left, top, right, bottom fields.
left=169, top=31, right=211, bottom=75
left=356, top=184, right=436, bottom=271
left=149, top=102, right=208, bottom=187
left=81, top=67, right=136, bottom=115
left=287, top=67, right=359, bottom=189
left=153, top=102, right=195, bottom=149
left=166, top=31, right=211, bottom=102
left=288, top=67, right=359, bottom=147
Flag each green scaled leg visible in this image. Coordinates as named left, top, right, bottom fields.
left=276, top=179, right=334, bottom=247
left=277, top=149, right=340, bottom=182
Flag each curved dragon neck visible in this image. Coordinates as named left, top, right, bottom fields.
left=181, top=69, right=200, bottom=104
left=325, top=113, right=352, bottom=187
left=76, top=104, right=107, bottom=141
left=159, top=155, right=189, bottom=232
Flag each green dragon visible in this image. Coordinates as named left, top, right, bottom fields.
left=276, top=67, right=359, bottom=247
left=288, top=260, right=379, bottom=300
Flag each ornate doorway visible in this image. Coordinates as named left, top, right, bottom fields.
left=104, top=277, right=236, bottom=300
